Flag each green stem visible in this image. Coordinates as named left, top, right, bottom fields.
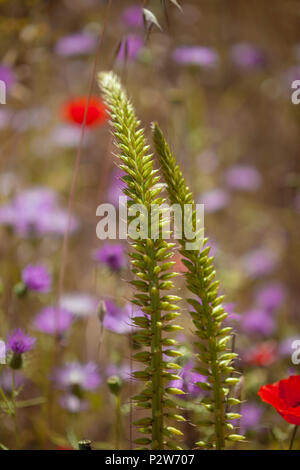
left=149, top=245, right=163, bottom=450
left=289, top=425, right=298, bottom=450
left=12, top=370, right=18, bottom=449
left=202, top=292, right=225, bottom=450
left=115, top=395, right=121, bottom=450
left=0, top=385, right=12, bottom=413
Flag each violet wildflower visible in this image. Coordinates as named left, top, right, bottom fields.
left=122, top=5, right=143, bottom=28
left=0, top=64, right=16, bottom=89
left=103, top=300, right=141, bottom=334
left=53, top=361, right=102, bottom=393
left=232, top=403, right=263, bottom=435
left=255, top=282, right=285, bottom=313
left=0, top=187, right=79, bottom=237
left=173, top=46, right=219, bottom=67
left=54, top=32, right=97, bottom=57
left=230, top=43, right=266, bottom=69
left=107, top=168, right=127, bottom=206
left=169, top=360, right=207, bottom=397
left=21, top=264, right=52, bottom=293
left=199, top=188, right=230, bottom=213
left=94, top=243, right=127, bottom=272
left=59, top=394, right=89, bottom=413
left=33, top=306, right=73, bottom=335
left=242, top=248, right=278, bottom=278
left=117, top=34, right=144, bottom=62
left=224, top=165, right=262, bottom=191
left=106, top=364, right=131, bottom=382
left=7, top=329, right=36, bottom=369
left=240, top=403, right=264, bottom=434
left=241, top=309, right=275, bottom=336
left=59, top=292, right=97, bottom=318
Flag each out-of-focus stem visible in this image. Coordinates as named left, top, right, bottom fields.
left=12, top=370, right=18, bottom=449
left=115, top=395, right=121, bottom=450
left=289, top=425, right=298, bottom=450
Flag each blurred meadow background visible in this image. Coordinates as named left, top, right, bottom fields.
left=0, top=0, right=300, bottom=450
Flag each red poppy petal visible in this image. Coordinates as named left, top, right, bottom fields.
left=279, top=376, right=300, bottom=408
left=279, top=409, right=300, bottom=426
left=258, top=382, right=280, bottom=408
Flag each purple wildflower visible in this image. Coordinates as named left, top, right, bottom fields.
left=223, top=303, right=241, bottom=328
left=239, top=403, right=263, bottom=434
left=230, top=43, right=266, bottom=69
left=0, top=187, right=78, bottom=237
left=103, top=301, right=142, bottom=334
left=117, top=34, right=144, bottom=62
left=22, top=264, right=52, bottom=293
left=122, top=5, right=144, bottom=28
left=255, top=282, right=285, bottom=313
left=54, top=32, right=97, bottom=56
left=199, top=188, right=230, bottom=213
left=0, top=64, right=16, bottom=89
left=7, top=329, right=36, bottom=354
left=33, top=307, right=73, bottom=335
left=106, top=364, right=131, bottom=382
left=59, top=394, right=89, bottom=413
left=173, top=46, right=219, bottom=67
left=242, top=248, right=278, bottom=278
left=241, top=309, right=275, bottom=336
left=169, top=360, right=207, bottom=397
left=107, top=168, right=127, bottom=206
left=95, top=243, right=127, bottom=272
left=224, top=165, right=262, bottom=191
left=53, top=362, right=102, bottom=391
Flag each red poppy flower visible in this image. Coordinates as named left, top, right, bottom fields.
left=62, top=96, right=108, bottom=127
left=244, top=341, right=277, bottom=367
left=258, top=376, right=300, bottom=425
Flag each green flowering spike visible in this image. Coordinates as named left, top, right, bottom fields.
left=98, top=72, right=183, bottom=450
left=152, top=123, right=243, bottom=450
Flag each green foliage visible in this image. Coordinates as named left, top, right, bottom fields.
left=98, top=72, right=183, bottom=450
left=152, top=123, right=244, bottom=450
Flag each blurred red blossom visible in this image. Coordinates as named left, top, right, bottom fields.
left=61, top=96, right=108, bottom=127
left=244, top=341, right=277, bottom=367
left=258, top=376, right=300, bottom=425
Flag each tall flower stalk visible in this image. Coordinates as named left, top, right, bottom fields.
left=98, top=72, right=184, bottom=450
left=152, top=123, right=244, bottom=450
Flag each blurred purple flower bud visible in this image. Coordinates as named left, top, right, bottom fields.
left=173, top=46, right=219, bottom=67
left=33, top=307, right=73, bottom=335
left=242, top=309, right=275, bottom=336
left=117, top=34, right=144, bottom=62
left=54, top=32, right=97, bottom=57
left=0, top=64, right=16, bottom=89
left=230, top=43, right=266, bottom=69
left=122, top=5, right=144, bottom=28
left=22, top=264, right=52, bottom=293
left=224, top=165, right=262, bottom=191
left=242, top=249, right=278, bottom=278
left=199, top=188, right=230, bottom=213
left=255, top=282, right=285, bottom=313
left=53, top=361, right=102, bottom=391
left=94, top=243, right=127, bottom=272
